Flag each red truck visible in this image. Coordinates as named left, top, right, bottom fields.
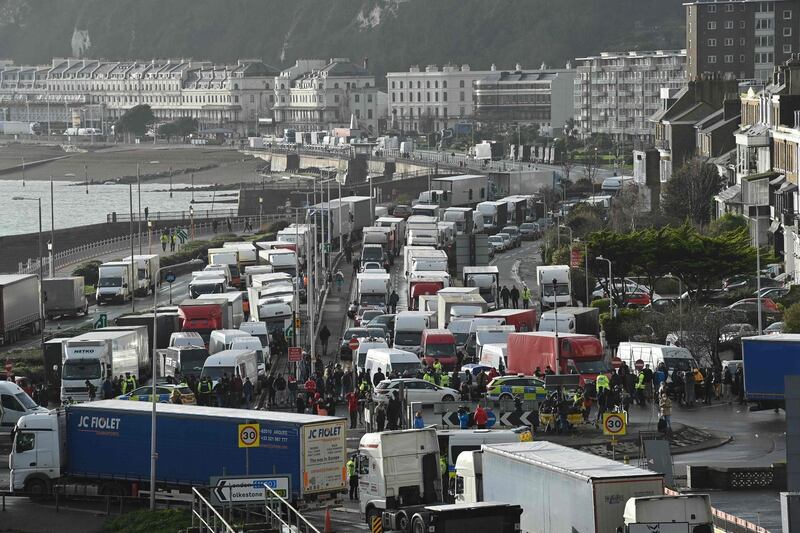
left=407, top=273, right=450, bottom=311
left=421, top=329, right=458, bottom=370
left=477, top=308, right=536, bottom=333
left=506, top=331, right=609, bottom=384
left=178, top=298, right=227, bottom=344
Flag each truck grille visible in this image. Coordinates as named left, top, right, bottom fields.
left=65, top=387, right=87, bottom=393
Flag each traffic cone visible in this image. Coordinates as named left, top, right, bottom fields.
left=324, top=506, right=334, bottom=533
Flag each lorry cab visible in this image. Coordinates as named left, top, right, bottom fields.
left=200, top=349, right=258, bottom=388
left=244, top=265, right=274, bottom=288
left=169, top=331, right=205, bottom=348
left=438, top=429, right=527, bottom=480
left=421, top=329, right=457, bottom=370
left=364, top=348, right=424, bottom=381
left=361, top=243, right=387, bottom=268
left=394, top=311, right=432, bottom=355
left=203, top=264, right=233, bottom=286
left=10, top=410, right=63, bottom=493
left=623, top=495, right=713, bottom=532
left=238, top=321, right=270, bottom=349
left=208, top=329, right=251, bottom=355
left=0, top=381, right=47, bottom=434
left=96, top=261, right=133, bottom=304
left=454, top=450, right=482, bottom=504
left=463, top=266, right=500, bottom=310
left=189, top=275, right=227, bottom=298
left=353, top=338, right=390, bottom=369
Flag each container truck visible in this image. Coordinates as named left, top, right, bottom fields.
left=0, top=121, right=39, bottom=135
left=454, top=442, right=663, bottom=533
left=442, top=208, right=475, bottom=235
left=433, top=175, right=487, bottom=208
left=476, top=201, right=508, bottom=234
left=536, top=265, right=571, bottom=310
left=0, top=274, right=42, bottom=345
left=114, top=312, right=180, bottom=350
left=222, top=242, right=258, bottom=267
left=463, top=266, right=500, bottom=311
left=363, top=227, right=397, bottom=262
left=122, top=254, right=160, bottom=296
left=177, top=298, right=229, bottom=343
left=537, top=306, right=600, bottom=337
left=357, top=272, right=391, bottom=308
left=408, top=249, right=449, bottom=278
left=437, top=288, right=487, bottom=329
left=357, top=428, right=523, bottom=533
left=502, top=196, right=530, bottom=226
left=375, top=216, right=406, bottom=248
left=197, top=292, right=244, bottom=329
left=61, top=328, right=149, bottom=403
left=42, top=277, right=88, bottom=319
left=10, top=401, right=347, bottom=504
left=208, top=248, right=242, bottom=288
left=250, top=297, right=293, bottom=337
left=506, top=332, right=608, bottom=384
left=96, top=262, right=134, bottom=305
left=407, top=272, right=451, bottom=311
left=476, top=308, right=537, bottom=333
left=339, top=196, right=373, bottom=234
left=742, top=334, right=800, bottom=411
left=259, top=249, right=298, bottom=277
left=623, top=494, right=714, bottom=532
left=309, top=200, right=351, bottom=242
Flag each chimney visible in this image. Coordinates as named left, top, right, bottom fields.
left=515, top=63, right=522, bottom=72
left=722, top=98, right=740, bottom=121
left=363, top=57, right=369, bottom=70
left=490, top=63, right=496, bottom=71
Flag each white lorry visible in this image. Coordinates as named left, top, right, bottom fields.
left=357, top=272, right=391, bottom=309
left=437, top=288, right=487, bottom=328
left=408, top=249, right=449, bottom=278
left=96, top=261, right=134, bottom=305
left=258, top=249, right=298, bottom=277
left=188, top=273, right=227, bottom=298
left=62, top=328, right=150, bottom=402
left=208, top=248, right=242, bottom=287
left=442, top=207, right=475, bottom=235
left=432, top=175, right=487, bottom=208
left=122, top=254, right=160, bottom=296
left=476, top=201, right=508, bottom=234
left=455, top=441, right=664, bottom=533
left=222, top=242, right=258, bottom=267
left=358, top=428, right=523, bottom=532
left=393, top=311, right=433, bottom=355
left=536, top=265, right=571, bottom=310
left=463, top=266, right=500, bottom=310
left=623, top=494, right=713, bottom=532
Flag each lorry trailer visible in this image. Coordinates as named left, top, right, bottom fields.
left=42, top=277, right=88, bottom=319
left=0, top=274, right=41, bottom=345
left=10, top=401, right=347, bottom=504
left=742, top=334, right=800, bottom=410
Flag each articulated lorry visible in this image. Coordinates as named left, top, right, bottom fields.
left=42, top=277, right=88, bottom=319
left=742, top=334, right=800, bottom=411
left=506, top=331, right=609, bottom=384
left=358, top=428, right=523, bottom=533
left=10, top=401, right=347, bottom=504
left=537, top=306, right=600, bottom=337
left=463, top=266, right=500, bottom=311
left=476, top=201, right=508, bottom=234
left=0, top=275, right=41, bottom=345
left=536, top=265, right=571, bottom=310
left=455, top=441, right=664, bottom=533
left=61, top=328, right=149, bottom=403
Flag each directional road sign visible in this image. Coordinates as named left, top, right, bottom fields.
left=210, top=475, right=290, bottom=505
left=602, top=412, right=627, bottom=436
left=94, top=313, right=107, bottom=329
left=285, top=325, right=293, bottom=338
left=348, top=338, right=360, bottom=351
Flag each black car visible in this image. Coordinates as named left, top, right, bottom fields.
left=367, top=314, right=396, bottom=337
left=339, top=327, right=370, bottom=356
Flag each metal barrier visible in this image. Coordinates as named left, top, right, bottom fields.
left=664, top=488, right=769, bottom=533
left=191, top=487, right=238, bottom=533
left=263, top=485, right=321, bottom=533
left=107, top=208, right=243, bottom=223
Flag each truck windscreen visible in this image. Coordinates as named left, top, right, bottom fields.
left=395, top=331, right=422, bottom=346
left=360, top=294, right=385, bottom=306
left=179, top=351, right=210, bottom=375
left=190, top=284, right=224, bottom=298
left=573, top=360, right=611, bottom=375
left=542, top=284, right=570, bottom=296
left=98, top=278, right=122, bottom=288
left=63, top=360, right=101, bottom=380
left=664, top=357, right=694, bottom=372
left=426, top=343, right=456, bottom=357
left=391, top=363, right=422, bottom=376
left=201, top=366, right=234, bottom=381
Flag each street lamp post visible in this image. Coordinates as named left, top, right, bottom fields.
left=13, top=196, right=45, bottom=348
left=596, top=255, right=613, bottom=319
left=258, top=197, right=263, bottom=232
left=149, top=259, right=203, bottom=511
left=553, top=278, right=560, bottom=375
left=756, top=226, right=763, bottom=335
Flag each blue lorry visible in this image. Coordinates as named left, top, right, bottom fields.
left=742, top=334, right=800, bottom=411
left=10, top=400, right=347, bottom=503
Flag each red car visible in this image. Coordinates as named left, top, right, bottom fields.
left=624, top=292, right=651, bottom=307
left=730, top=297, right=780, bottom=313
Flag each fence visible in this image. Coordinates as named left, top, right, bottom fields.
left=663, top=487, right=769, bottom=533
left=191, top=488, right=237, bottom=533
left=107, top=208, right=242, bottom=223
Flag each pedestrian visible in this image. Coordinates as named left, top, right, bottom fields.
left=643, top=364, right=654, bottom=401
left=658, top=384, right=673, bottom=437
left=521, top=285, right=531, bottom=309
left=243, top=377, right=254, bottom=408
left=169, top=231, right=176, bottom=252
left=274, top=374, right=286, bottom=405
left=319, top=325, right=331, bottom=356
left=413, top=411, right=425, bottom=429
left=345, top=241, right=352, bottom=264
left=510, top=285, right=520, bottom=309
left=266, top=374, right=276, bottom=408
left=335, top=270, right=344, bottom=293
left=683, top=370, right=696, bottom=408
left=723, top=364, right=733, bottom=403
left=474, top=404, right=489, bottom=429
left=386, top=392, right=401, bottom=430
left=347, top=390, right=359, bottom=429
left=347, top=455, right=359, bottom=500
left=231, top=374, right=243, bottom=407
left=388, top=290, right=400, bottom=314
left=635, top=370, right=646, bottom=406
left=198, top=376, right=212, bottom=406
left=375, top=401, right=386, bottom=432
left=373, top=367, right=386, bottom=387
left=353, top=258, right=360, bottom=277
left=170, top=388, right=182, bottom=404
left=160, top=231, right=168, bottom=252
left=735, top=366, right=745, bottom=404
left=226, top=217, right=232, bottom=232
left=295, top=393, right=306, bottom=414
left=102, top=376, right=114, bottom=400
left=85, top=380, right=97, bottom=401
left=703, top=368, right=714, bottom=405
left=500, top=286, right=510, bottom=309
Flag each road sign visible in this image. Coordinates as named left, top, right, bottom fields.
left=570, top=248, right=583, bottom=268
left=288, top=346, right=303, bottom=362
left=634, top=358, right=645, bottom=371
left=176, top=228, right=188, bottom=243
left=94, top=313, right=107, bottom=329
left=602, top=412, right=627, bottom=436
left=285, top=325, right=293, bottom=338
left=164, top=271, right=176, bottom=283
left=238, top=423, right=260, bottom=448
left=348, top=338, right=360, bottom=351
left=210, top=475, right=290, bottom=505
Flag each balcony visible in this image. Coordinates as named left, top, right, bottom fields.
left=655, top=139, right=670, bottom=151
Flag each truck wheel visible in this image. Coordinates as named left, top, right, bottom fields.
left=442, top=394, right=455, bottom=402
left=24, top=478, right=50, bottom=499
left=411, top=515, right=426, bottom=533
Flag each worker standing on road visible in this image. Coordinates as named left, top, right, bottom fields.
left=388, top=290, right=400, bottom=314
left=346, top=390, right=359, bottom=429
left=198, top=376, right=212, bottom=406
left=521, top=285, right=532, bottom=309
left=474, top=404, right=489, bottom=429
left=658, top=384, right=673, bottom=436
left=160, top=232, right=168, bottom=252
left=319, top=325, right=331, bottom=356
left=500, top=286, right=510, bottom=308
left=85, top=380, right=97, bottom=401
left=170, top=231, right=177, bottom=252
left=347, top=455, right=359, bottom=500
left=126, top=372, right=137, bottom=393
left=510, top=286, right=520, bottom=309
left=635, top=370, right=646, bottom=406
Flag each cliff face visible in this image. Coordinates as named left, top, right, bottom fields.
left=0, top=0, right=686, bottom=78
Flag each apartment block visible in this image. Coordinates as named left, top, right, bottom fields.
left=686, top=0, right=800, bottom=81
left=573, top=50, right=687, bottom=144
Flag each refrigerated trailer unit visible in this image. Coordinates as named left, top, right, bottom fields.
left=0, top=274, right=41, bottom=345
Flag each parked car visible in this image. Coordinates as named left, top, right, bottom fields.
left=519, top=223, right=538, bottom=240
left=624, top=291, right=651, bottom=308
left=646, top=298, right=680, bottom=312
left=501, top=226, right=522, bottom=248
left=723, top=275, right=781, bottom=292
left=487, top=242, right=495, bottom=259
left=368, top=314, right=396, bottom=337
left=486, top=375, right=546, bottom=401
left=374, top=378, right=459, bottom=403
left=117, top=384, right=196, bottom=405
left=718, top=323, right=757, bottom=346
left=754, top=287, right=790, bottom=299
left=730, top=297, right=781, bottom=313
left=727, top=298, right=782, bottom=326
left=495, top=232, right=513, bottom=250
left=488, top=235, right=506, bottom=253
left=764, top=321, right=784, bottom=334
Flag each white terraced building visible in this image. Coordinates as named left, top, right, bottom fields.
left=0, top=57, right=280, bottom=136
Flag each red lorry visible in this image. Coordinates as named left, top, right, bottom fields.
left=506, top=331, right=609, bottom=384
left=177, top=298, right=227, bottom=344
left=477, top=308, right=536, bottom=333
left=407, top=273, right=450, bottom=311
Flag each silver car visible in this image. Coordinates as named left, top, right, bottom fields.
left=488, top=235, right=506, bottom=252
left=496, top=232, right=513, bottom=250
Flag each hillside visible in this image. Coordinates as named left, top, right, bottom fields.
left=0, top=0, right=687, bottom=78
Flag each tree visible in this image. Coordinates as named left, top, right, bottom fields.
left=158, top=117, right=198, bottom=141
left=785, top=302, right=800, bottom=333
left=116, top=104, right=155, bottom=137
left=661, top=158, right=726, bottom=228
left=709, top=213, right=748, bottom=236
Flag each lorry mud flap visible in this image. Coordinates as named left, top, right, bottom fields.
left=422, top=452, right=439, bottom=504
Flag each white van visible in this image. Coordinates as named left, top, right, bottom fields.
left=616, top=342, right=698, bottom=376
left=0, top=381, right=48, bottom=434
left=475, top=326, right=515, bottom=360
left=364, top=348, right=424, bottom=381
left=447, top=319, right=473, bottom=351
left=354, top=338, right=390, bottom=371
left=169, top=331, right=205, bottom=348
left=393, top=311, right=432, bottom=355
left=200, top=349, right=259, bottom=389
left=238, top=321, right=270, bottom=349
left=208, top=329, right=251, bottom=355
left=229, top=336, right=269, bottom=376
left=479, top=343, right=508, bottom=370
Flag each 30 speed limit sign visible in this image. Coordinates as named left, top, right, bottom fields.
left=602, top=413, right=627, bottom=436
left=238, top=423, right=261, bottom=448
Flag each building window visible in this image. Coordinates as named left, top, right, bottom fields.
left=726, top=4, right=734, bottom=12
left=392, top=93, right=396, bottom=102
left=740, top=37, right=746, bottom=45
left=460, top=91, right=465, bottom=101
left=391, top=81, right=395, bottom=89
left=740, top=20, right=746, bottom=29
left=250, top=95, right=255, bottom=103
left=426, top=81, right=430, bottom=88
left=443, top=81, right=448, bottom=89
left=724, top=20, right=734, bottom=29
left=354, top=94, right=360, bottom=103
left=368, top=109, right=373, bottom=119
left=785, top=44, right=793, bottom=53
left=707, top=21, right=717, bottom=30
left=334, top=95, right=339, bottom=103
left=459, top=106, right=465, bottom=116
left=367, top=94, right=372, bottom=102
left=740, top=54, right=746, bottom=62
left=399, top=81, right=403, bottom=89
left=708, top=38, right=717, bottom=47
left=785, top=27, right=793, bottom=37
left=725, top=37, right=734, bottom=46
left=417, top=81, right=421, bottom=89
left=725, top=55, right=734, bottom=63
left=708, top=55, right=718, bottom=64
left=400, top=93, right=403, bottom=102
left=707, top=4, right=716, bottom=12
left=443, top=92, right=448, bottom=102
left=459, top=80, right=465, bottom=88
left=785, top=9, right=793, bottom=19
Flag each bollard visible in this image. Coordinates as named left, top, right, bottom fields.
left=624, top=455, right=630, bottom=464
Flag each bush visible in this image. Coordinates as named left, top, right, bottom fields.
left=591, top=298, right=610, bottom=314
left=785, top=302, right=800, bottom=333
left=72, top=260, right=102, bottom=286
left=600, top=308, right=641, bottom=347
left=105, top=509, right=191, bottom=533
